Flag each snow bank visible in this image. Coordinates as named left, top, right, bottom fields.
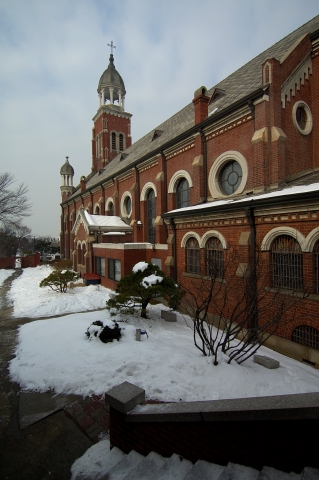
left=9, top=304, right=319, bottom=401
left=0, top=269, right=15, bottom=286
left=7, top=265, right=111, bottom=318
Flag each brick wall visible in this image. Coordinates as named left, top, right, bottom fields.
left=107, top=387, right=319, bottom=473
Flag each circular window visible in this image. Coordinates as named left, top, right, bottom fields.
left=219, top=161, right=242, bottom=195
left=292, top=101, right=313, bottom=135
left=208, top=151, right=248, bottom=199
left=124, top=196, right=132, bottom=216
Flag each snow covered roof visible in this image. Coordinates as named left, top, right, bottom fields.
left=72, top=207, right=132, bottom=235
left=164, top=182, right=319, bottom=217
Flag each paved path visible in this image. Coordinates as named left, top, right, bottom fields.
left=0, top=270, right=110, bottom=480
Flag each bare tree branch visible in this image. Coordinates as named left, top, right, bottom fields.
left=181, top=247, right=307, bottom=366
left=0, top=172, right=32, bottom=229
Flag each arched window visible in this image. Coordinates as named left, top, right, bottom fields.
left=119, top=133, right=124, bottom=152
left=108, top=202, right=114, bottom=216
left=111, top=132, right=116, bottom=151
left=206, top=237, right=223, bottom=277
left=95, top=206, right=100, bottom=215
left=292, top=325, right=319, bottom=350
left=186, top=238, right=200, bottom=274
left=82, top=243, right=86, bottom=265
left=271, top=235, right=302, bottom=290
left=78, top=244, right=82, bottom=265
left=314, top=240, right=319, bottom=294
left=147, top=189, right=156, bottom=244
left=176, top=178, right=190, bottom=208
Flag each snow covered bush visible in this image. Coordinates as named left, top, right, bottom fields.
left=39, top=269, right=79, bottom=293
left=106, top=261, right=184, bottom=318
left=85, top=320, right=121, bottom=343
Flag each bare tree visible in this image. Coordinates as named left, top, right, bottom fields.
left=181, top=247, right=307, bottom=365
left=0, top=224, right=32, bottom=257
left=0, top=173, right=31, bottom=229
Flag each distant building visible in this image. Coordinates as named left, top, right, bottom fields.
left=60, top=17, right=319, bottom=365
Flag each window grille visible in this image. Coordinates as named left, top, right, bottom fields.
left=271, top=235, right=302, bottom=290
left=186, top=238, right=200, bottom=274
left=147, top=190, right=156, bottom=244
left=206, top=237, right=223, bottom=277
left=119, top=134, right=124, bottom=151
left=111, top=132, right=116, bottom=151
left=314, top=240, right=319, bottom=294
left=176, top=178, right=190, bottom=208
left=292, top=325, right=319, bottom=350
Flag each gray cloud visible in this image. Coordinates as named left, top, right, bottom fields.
left=0, top=0, right=318, bottom=236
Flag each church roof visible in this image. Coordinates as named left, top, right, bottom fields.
left=65, top=15, right=319, bottom=203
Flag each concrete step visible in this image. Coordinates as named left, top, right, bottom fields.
left=151, top=453, right=193, bottom=480
left=183, top=458, right=225, bottom=480
left=257, top=466, right=301, bottom=479
left=121, top=451, right=166, bottom=480
left=218, top=461, right=260, bottom=479
left=102, top=449, right=144, bottom=480
left=301, top=467, right=319, bottom=479
left=74, top=446, right=319, bottom=480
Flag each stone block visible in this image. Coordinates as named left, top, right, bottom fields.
left=161, top=310, right=177, bottom=322
left=105, top=381, right=145, bottom=414
left=253, top=354, right=280, bottom=369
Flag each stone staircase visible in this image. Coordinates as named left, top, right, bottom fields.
left=74, top=447, right=319, bottom=480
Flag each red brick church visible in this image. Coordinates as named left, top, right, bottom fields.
left=60, top=17, right=319, bottom=366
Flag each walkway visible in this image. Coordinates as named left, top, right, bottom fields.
left=0, top=270, right=110, bottom=480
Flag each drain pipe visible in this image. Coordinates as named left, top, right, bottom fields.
left=199, top=128, right=208, bottom=203
left=169, top=217, right=177, bottom=283
left=246, top=205, right=258, bottom=336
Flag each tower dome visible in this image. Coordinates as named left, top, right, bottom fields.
left=97, top=47, right=126, bottom=110
left=60, top=157, right=74, bottom=198
left=60, top=156, right=74, bottom=176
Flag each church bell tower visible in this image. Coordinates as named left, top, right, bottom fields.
left=92, top=41, right=132, bottom=172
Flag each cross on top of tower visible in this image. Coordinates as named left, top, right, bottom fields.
left=107, top=40, right=116, bottom=55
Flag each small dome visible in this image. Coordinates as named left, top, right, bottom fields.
left=98, top=54, right=126, bottom=103
left=60, top=157, right=74, bottom=175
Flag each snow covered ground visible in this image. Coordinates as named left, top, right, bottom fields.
left=6, top=266, right=319, bottom=402
left=3, top=265, right=319, bottom=479
left=7, top=265, right=108, bottom=318
left=0, top=268, right=15, bottom=285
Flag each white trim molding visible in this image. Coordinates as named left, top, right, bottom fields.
left=304, top=227, right=319, bottom=252
left=181, top=231, right=201, bottom=248
left=261, top=227, right=306, bottom=251
left=105, top=197, right=114, bottom=212
left=120, top=191, right=132, bottom=218
left=140, top=182, right=157, bottom=201
left=208, top=150, right=248, bottom=199
left=168, top=170, right=193, bottom=194
left=200, top=230, right=228, bottom=249
left=292, top=101, right=313, bottom=135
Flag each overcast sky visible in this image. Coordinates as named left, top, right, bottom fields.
left=0, top=0, right=318, bottom=238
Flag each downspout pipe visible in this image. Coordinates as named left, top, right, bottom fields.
left=246, top=205, right=258, bottom=337
left=169, top=217, right=177, bottom=283
left=199, top=128, right=208, bottom=203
